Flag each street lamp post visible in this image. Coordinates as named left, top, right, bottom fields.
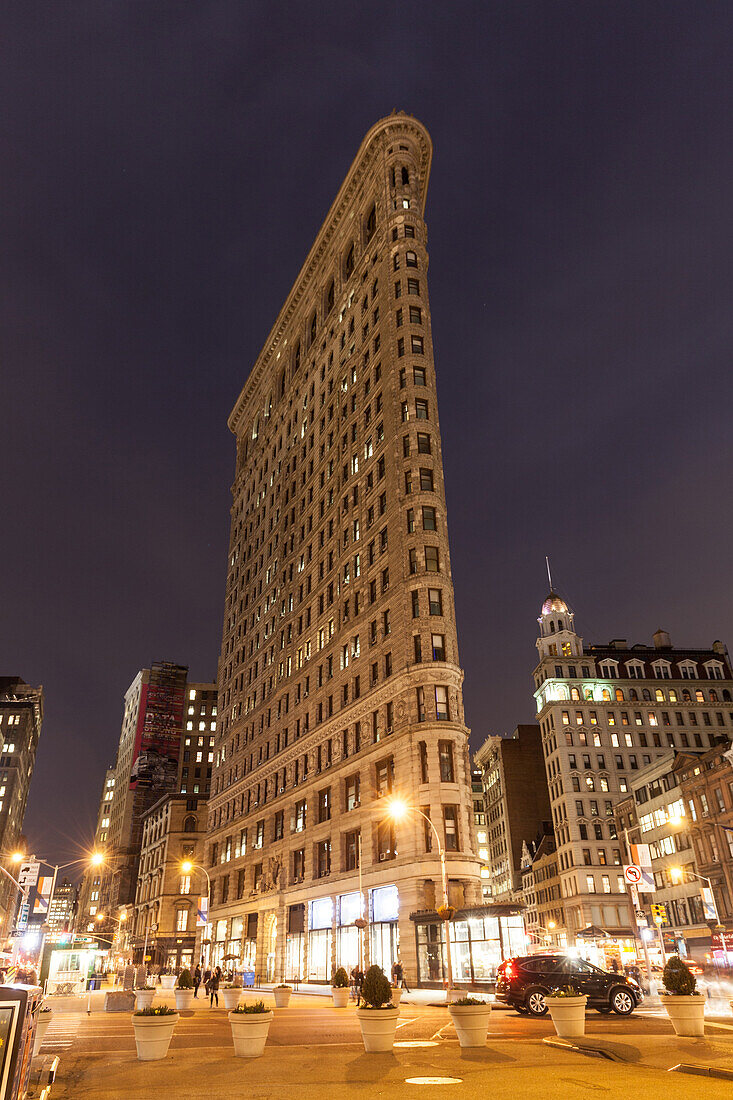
left=620, top=827, right=655, bottom=991
left=386, top=798, right=455, bottom=996
left=11, top=851, right=103, bottom=969
left=181, top=861, right=211, bottom=967
left=670, top=865, right=724, bottom=929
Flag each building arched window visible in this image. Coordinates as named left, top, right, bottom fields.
left=549, top=621, right=555, bottom=634
left=655, top=689, right=665, bottom=702
left=309, top=311, right=317, bottom=345
left=401, top=166, right=409, bottom=186
left=642, top=689, right=651, bottom=701
left=365, top=203, right=376, bottom=242
left=682, top=689, right=691, bottom=702
left=326, top=279, right=335, bottom=315
left=344, top=244, right=354, bottom=279
left=294, top=341, right=301, bottom=374
left=601, top=689, right=611, bottom=701
left=629, top=689, right=638, bottom=701
left=615, top=688, right=624, bottom=701
left=709, top=690, right=719, bottom=702
left=723, top=690, right=731, bottom=702
left=183, top=815, right=197, bottom=833
left=570, top=687, right=580, bottom=701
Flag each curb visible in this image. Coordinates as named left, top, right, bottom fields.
left=670, top=1063, right=733, bottom=1081
left=542, top=1036, right=623, bottom=1062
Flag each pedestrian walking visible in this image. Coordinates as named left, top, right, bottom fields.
left=392, top=958, right=410, bottom=992
left=193, top=964, right=202, bottom=998
left=351, top=966, right=364, bottom=1006
left=209, top=965, right=221, bottom=1007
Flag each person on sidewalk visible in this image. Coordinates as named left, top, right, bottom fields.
left=209, top=965, right=221, bottom=1007
left=193, top=964, right=202, bottom=998
left=392, top=958, right=410, bottom=992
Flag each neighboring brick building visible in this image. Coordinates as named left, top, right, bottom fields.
left=78, top=666, right=215, bottom=941
left=474, top=725, right=552, bottom=902
left=131, top=793, right=207, bottom=971
left=520, top=832, right=562, bottom=946
left=676, top=745, right=733, bottom=956
left=0, top=677, right=43, bottom=937
left=534, top=593, right=733, bottom=946
left=206, top=113, right=482, bottom=986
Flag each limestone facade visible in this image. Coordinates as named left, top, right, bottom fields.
left=206, top=114, right=482, bottom=986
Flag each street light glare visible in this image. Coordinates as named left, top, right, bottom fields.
left=10, top=852, right=24, bottom=863
left=667, top=815, right=684, bottom=827
left=90, top=852, right=104, bottom=866
left=670, top=866, right=683, bottom=883
left=181, top=860, right=193, bottom=874
left=119, top=911, right=127, bottom=921
left=385, top=797, right=409, bottom=822
left=96, top=913, right=105, bottom=922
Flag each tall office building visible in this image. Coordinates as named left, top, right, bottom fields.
left=474, top=725, right=552, bottom=903
left=47, top=879, right=77, bottom=933
left=534, top=592, right=733, bottom=947
left=0, top=678, right=43, bottom=936
left=89, top=664, right=215, bottom=930
left=76, top=767, right=115, bottom=931
left=206, top=114, right=481, bottom=986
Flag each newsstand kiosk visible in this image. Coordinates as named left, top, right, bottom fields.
left=0, top=985, right=43, bottom=1099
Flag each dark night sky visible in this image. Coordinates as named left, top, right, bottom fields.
left=3, top=2, right=733, bottom=864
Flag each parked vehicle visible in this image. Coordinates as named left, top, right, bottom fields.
left=496, top=954, right=643, bottom=1017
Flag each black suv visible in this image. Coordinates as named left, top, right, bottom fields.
left=496, top=954, right=643, bottom=1016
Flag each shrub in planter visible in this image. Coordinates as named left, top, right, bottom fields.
left=174, top=969, right=195, bottom=1011
left=448, top=996, right=492, bottom=1048
left=661, top=956, right=705, bottom=1037
left=331, top=967, right=350, bottom=1008
left=134, top=986, right=156, bottom=1012
left=545, top=986, right=587, bottom=1039
left=132, top=1006, right=179, bottom=1061
left=274, top=984, right=293, bottom=1008
left=221, top=984, right=242, bottom=1011
left=356, top=966, right=399, bottom=1052
left=229, top=1000, right=274, bottom=1058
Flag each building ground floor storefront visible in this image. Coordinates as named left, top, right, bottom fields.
left=204, top=884, right=526, bottom=990
left=131, top=935, right=196, bottom=974
left=201, top=860, right=485, bottom=988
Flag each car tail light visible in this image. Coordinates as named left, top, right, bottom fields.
left=501, top=960, right=515, bottom=980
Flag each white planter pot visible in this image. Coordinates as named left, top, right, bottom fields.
left=274, top=986, right=292, bottom=1008
left=135, top=989, right=155, bottom=1012
left=33, top=1013, right=53, bottom=1055
left=448, top=1002, right=492, bottom=1048
left=229, top=1010, right=274, bottom=1057
left=160, top=975, right=176, bottom=990
left=132, top=1013, right=179, bottom=1061
left=356, top=1006, right=400, bottom=1052
left=174, top=989, right=194, bottom=1012
left=446, top=987, right=463, bottom=1004
left=547, top=995, right=587, bottom=1039
left=391, top=987, right=403, bottom=1006
left=662, top=995, right=705, bottom=1037
left=221, top=988, right=241, bottom=1011
left=331, top=986, right=350, bottom=1008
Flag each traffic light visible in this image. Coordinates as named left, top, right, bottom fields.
left=651, top=903, right=667, bottom=925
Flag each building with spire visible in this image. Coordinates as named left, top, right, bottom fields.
left=533, top=591, right=733, bottom=951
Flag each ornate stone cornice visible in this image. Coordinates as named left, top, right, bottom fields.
left=228, top=113, right=432, bottom=437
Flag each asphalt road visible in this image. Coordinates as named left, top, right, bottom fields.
left=43, top=995, right=733, bottom=1100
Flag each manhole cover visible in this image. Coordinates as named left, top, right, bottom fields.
left=406, top=1078, right=462, bottom=1085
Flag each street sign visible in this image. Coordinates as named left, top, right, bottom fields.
left=624, top=864, right=642, bottom=885
left=18, top=862, right=40, bottom=889
left=701, top=887, right=717, bottom=922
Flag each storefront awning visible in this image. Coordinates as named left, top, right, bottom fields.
left=409, top=903, right=523, bottom=923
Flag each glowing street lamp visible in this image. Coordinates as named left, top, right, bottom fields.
left=385, top=797, right=455, bottom=995
left=180, top=861, right=211, bottom=966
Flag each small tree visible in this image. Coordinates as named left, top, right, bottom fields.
left=361, top=965, right=392, bottom=1009
left=662, top=955, right=697, bottom=996
left=332, top=967, right=349, bottom=988
left=177, top=968, right=193, bottom=990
